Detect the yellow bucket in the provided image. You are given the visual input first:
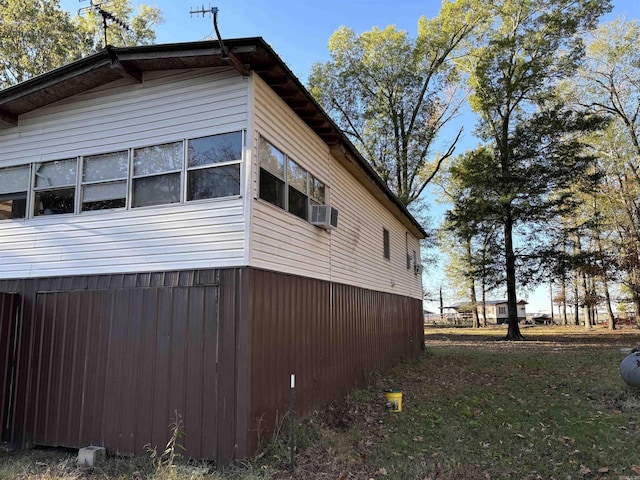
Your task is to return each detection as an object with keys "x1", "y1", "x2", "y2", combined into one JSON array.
[{"x1": 384, "y1": 390, "x2": 403, "y2": 412}]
